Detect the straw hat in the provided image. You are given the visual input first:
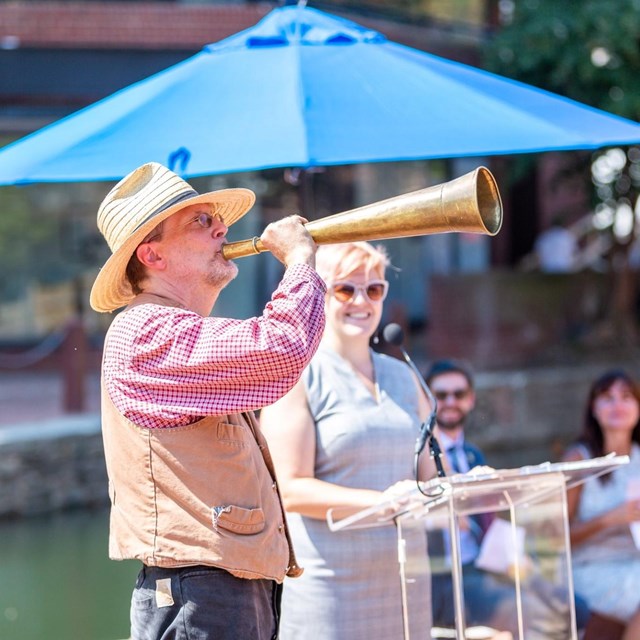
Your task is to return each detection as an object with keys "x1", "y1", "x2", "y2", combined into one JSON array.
[{"x1": 89, "y1": 162, "x2": 255, "y2": 313}]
